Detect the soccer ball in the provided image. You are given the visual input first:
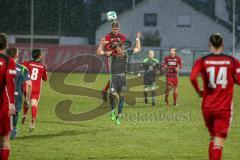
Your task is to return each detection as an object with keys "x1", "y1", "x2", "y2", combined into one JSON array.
[{"x1": 106, "y1": 11, "x2": 117, "y2": 21}]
